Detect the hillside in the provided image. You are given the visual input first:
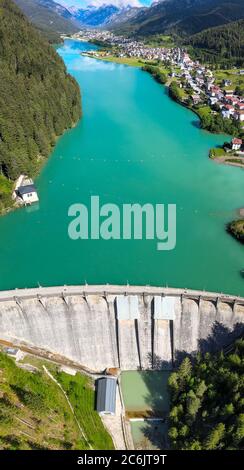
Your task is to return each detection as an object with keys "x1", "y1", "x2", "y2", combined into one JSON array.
[
  {"x1": 0, "y1": 352, "x2": 82, "y2": 449},
  {"x1": 112, "y1": 0, "x2": 244, "y2": 37},
  {"x1": 168, "y1": 339, "x2": 244, "y2": 449},
  {"x1": 107, "y1": 6, "x2": 142, "y2": 27},
  {"x1": 187, "y1": 19, "x2": 244, "y2": 66},
  {"x1": 0, "y1": 351, "x2": 113, "y2": 450},
  {"x1": 14, "y1": 0, "x2": 79, "y2": 41},
  {"x1": 0, "y1": 0, "x2": 81, "y2": 212}
]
